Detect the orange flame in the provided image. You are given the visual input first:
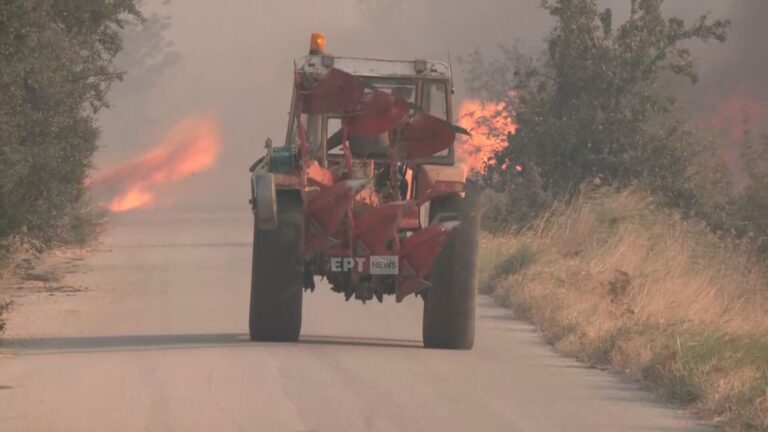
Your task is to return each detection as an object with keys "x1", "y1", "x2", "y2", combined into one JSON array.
[
  {"x1": 705, "y1": 95, "x2": 767, "y2": 142},
  {"x1": 700, "y1": 95, "x2": 768, "y2": 175},
  {"x1": 457, "y1": 99, "x2": 517, "y2": 176},
  {"x1": 89, "y1": 114, "x2": 222, "y2": 212}
]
